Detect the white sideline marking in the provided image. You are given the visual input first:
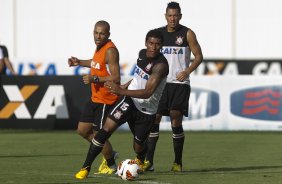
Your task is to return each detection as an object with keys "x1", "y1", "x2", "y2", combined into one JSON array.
[
  {"x1": 13, "y1": 172, "x2": 172, "y2": 184},
  {"x1": 94, "y1": 175, "x2": 172, "y2": 184}
]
